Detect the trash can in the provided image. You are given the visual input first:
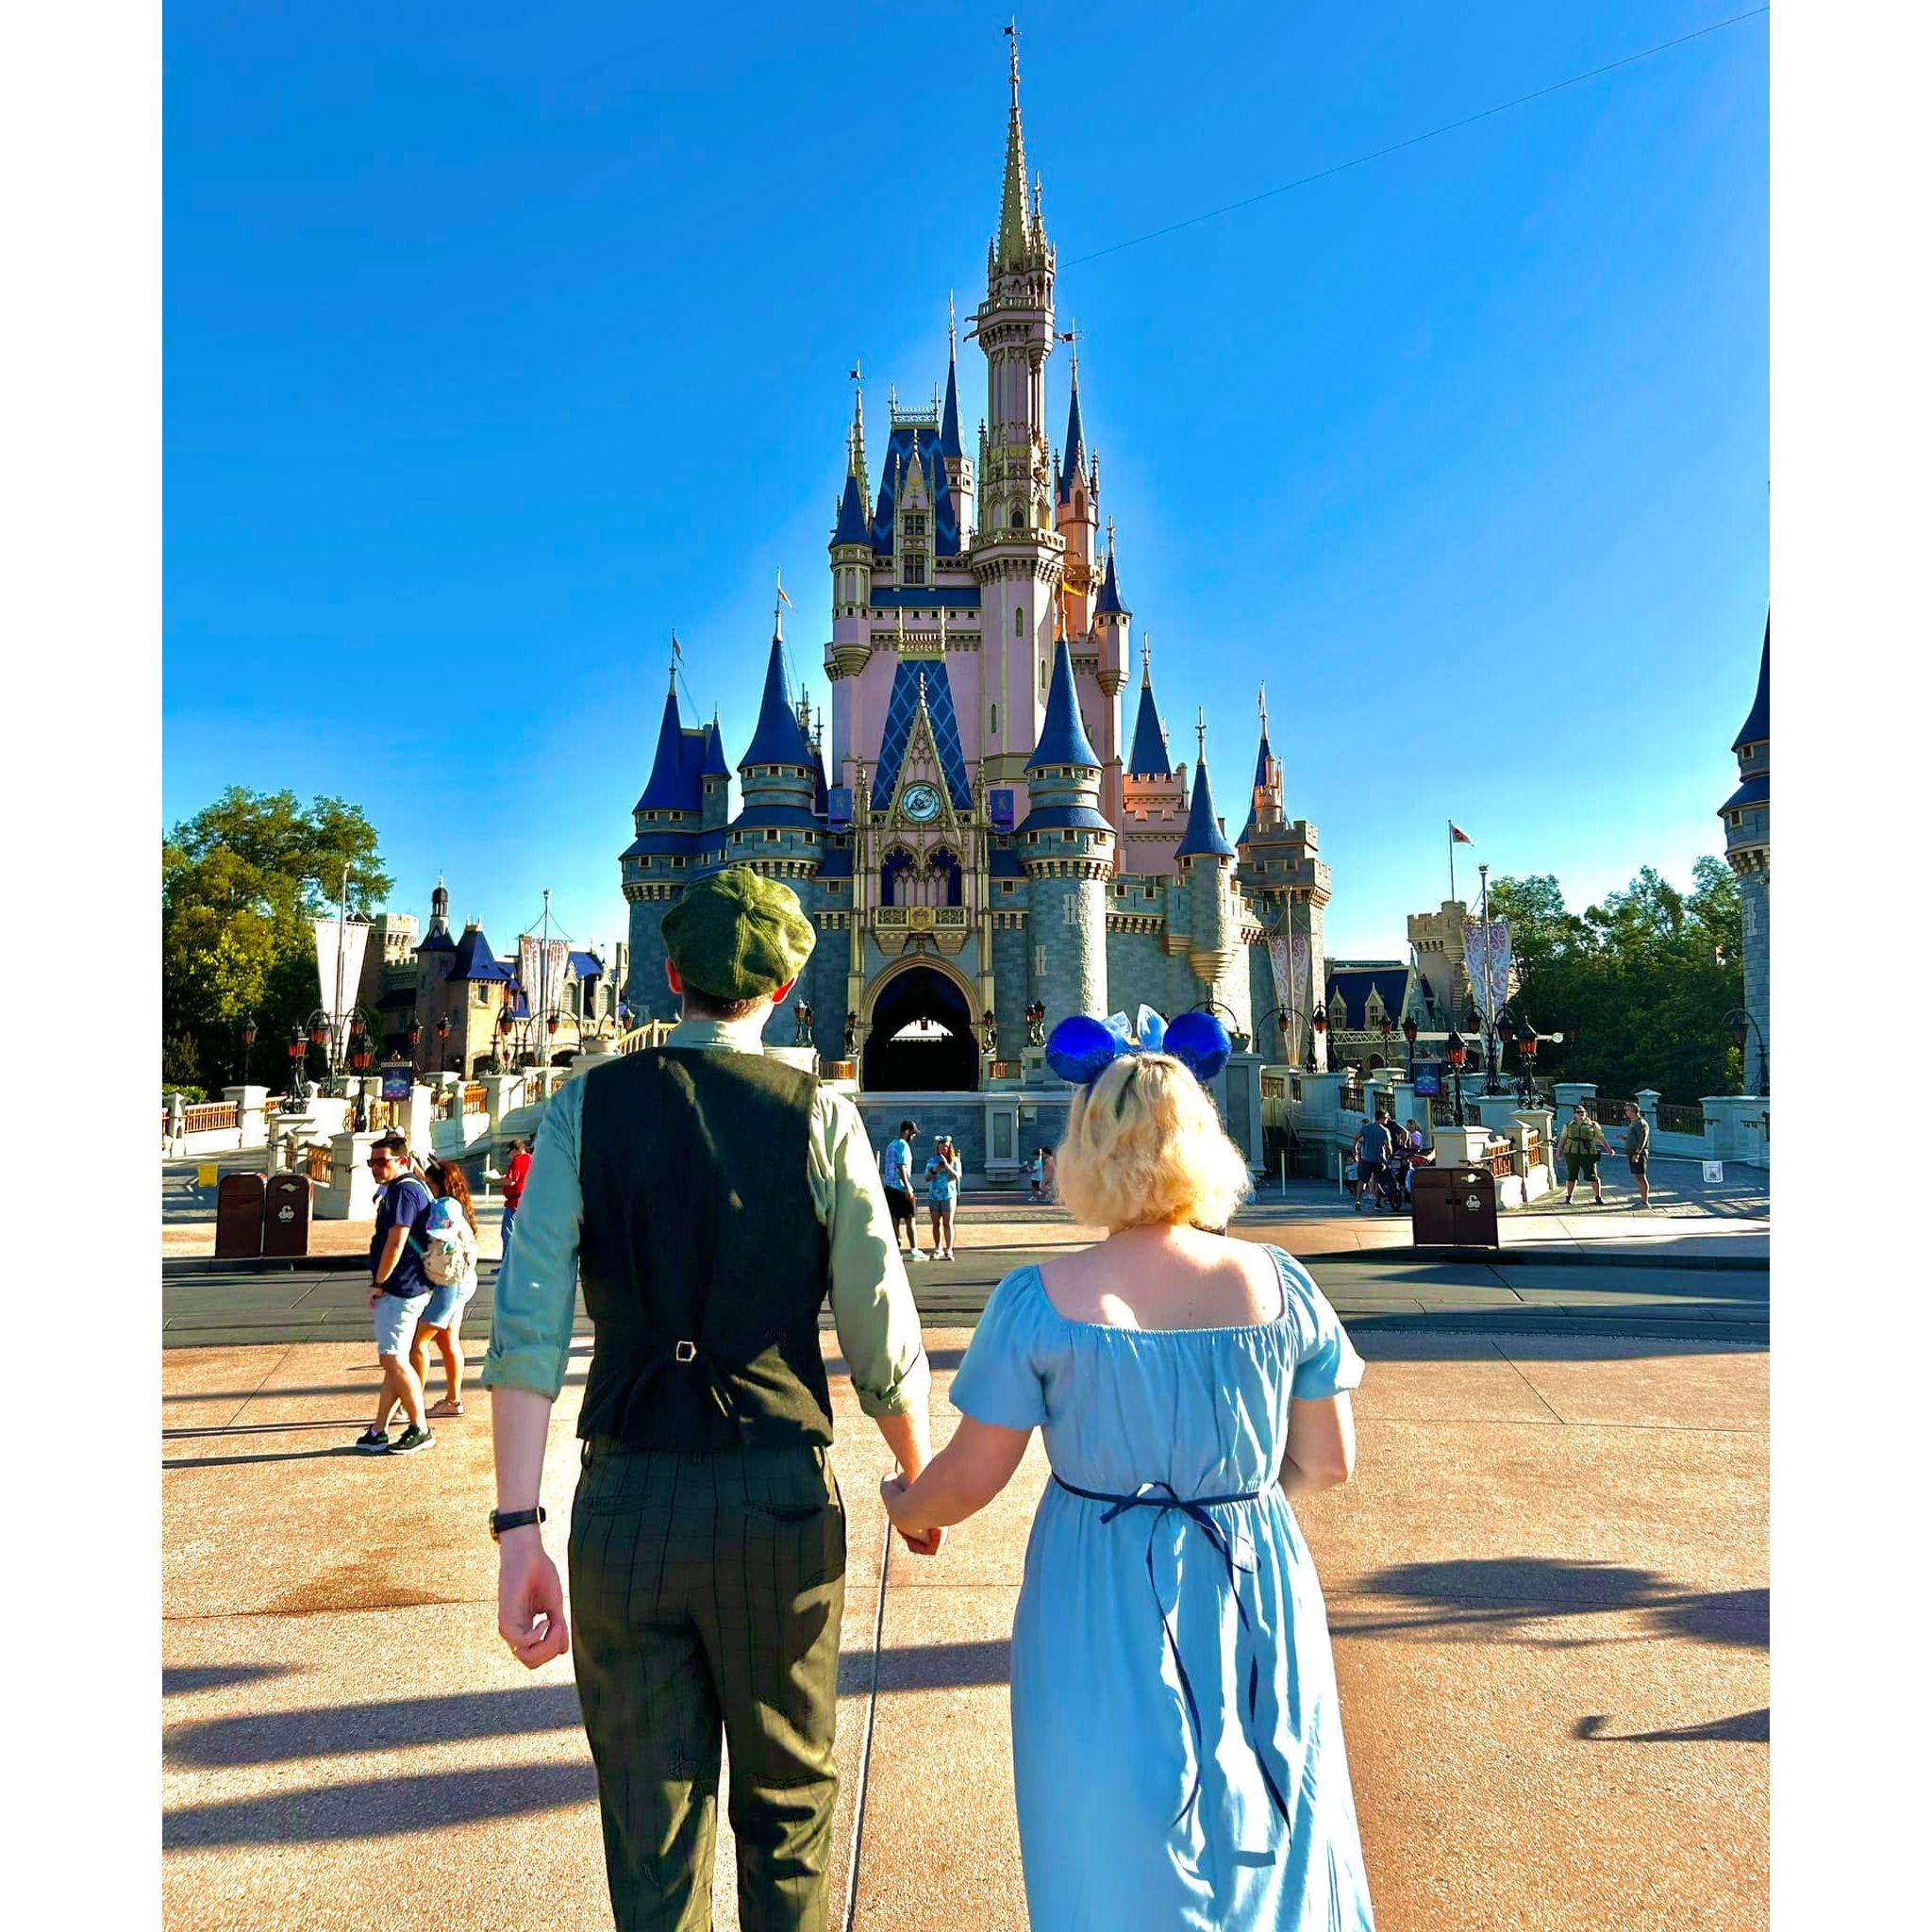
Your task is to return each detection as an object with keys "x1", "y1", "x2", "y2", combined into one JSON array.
[
  {"x1": 261, "y1": 1172, "x2": 312, "y2": 1257},
  {"x1": 1411, "y1": 1165, "x2": 1500, "y2": 1248},
  {"x1": 213, "y1": 1173, "x2": 266, "y2": 1259}
]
